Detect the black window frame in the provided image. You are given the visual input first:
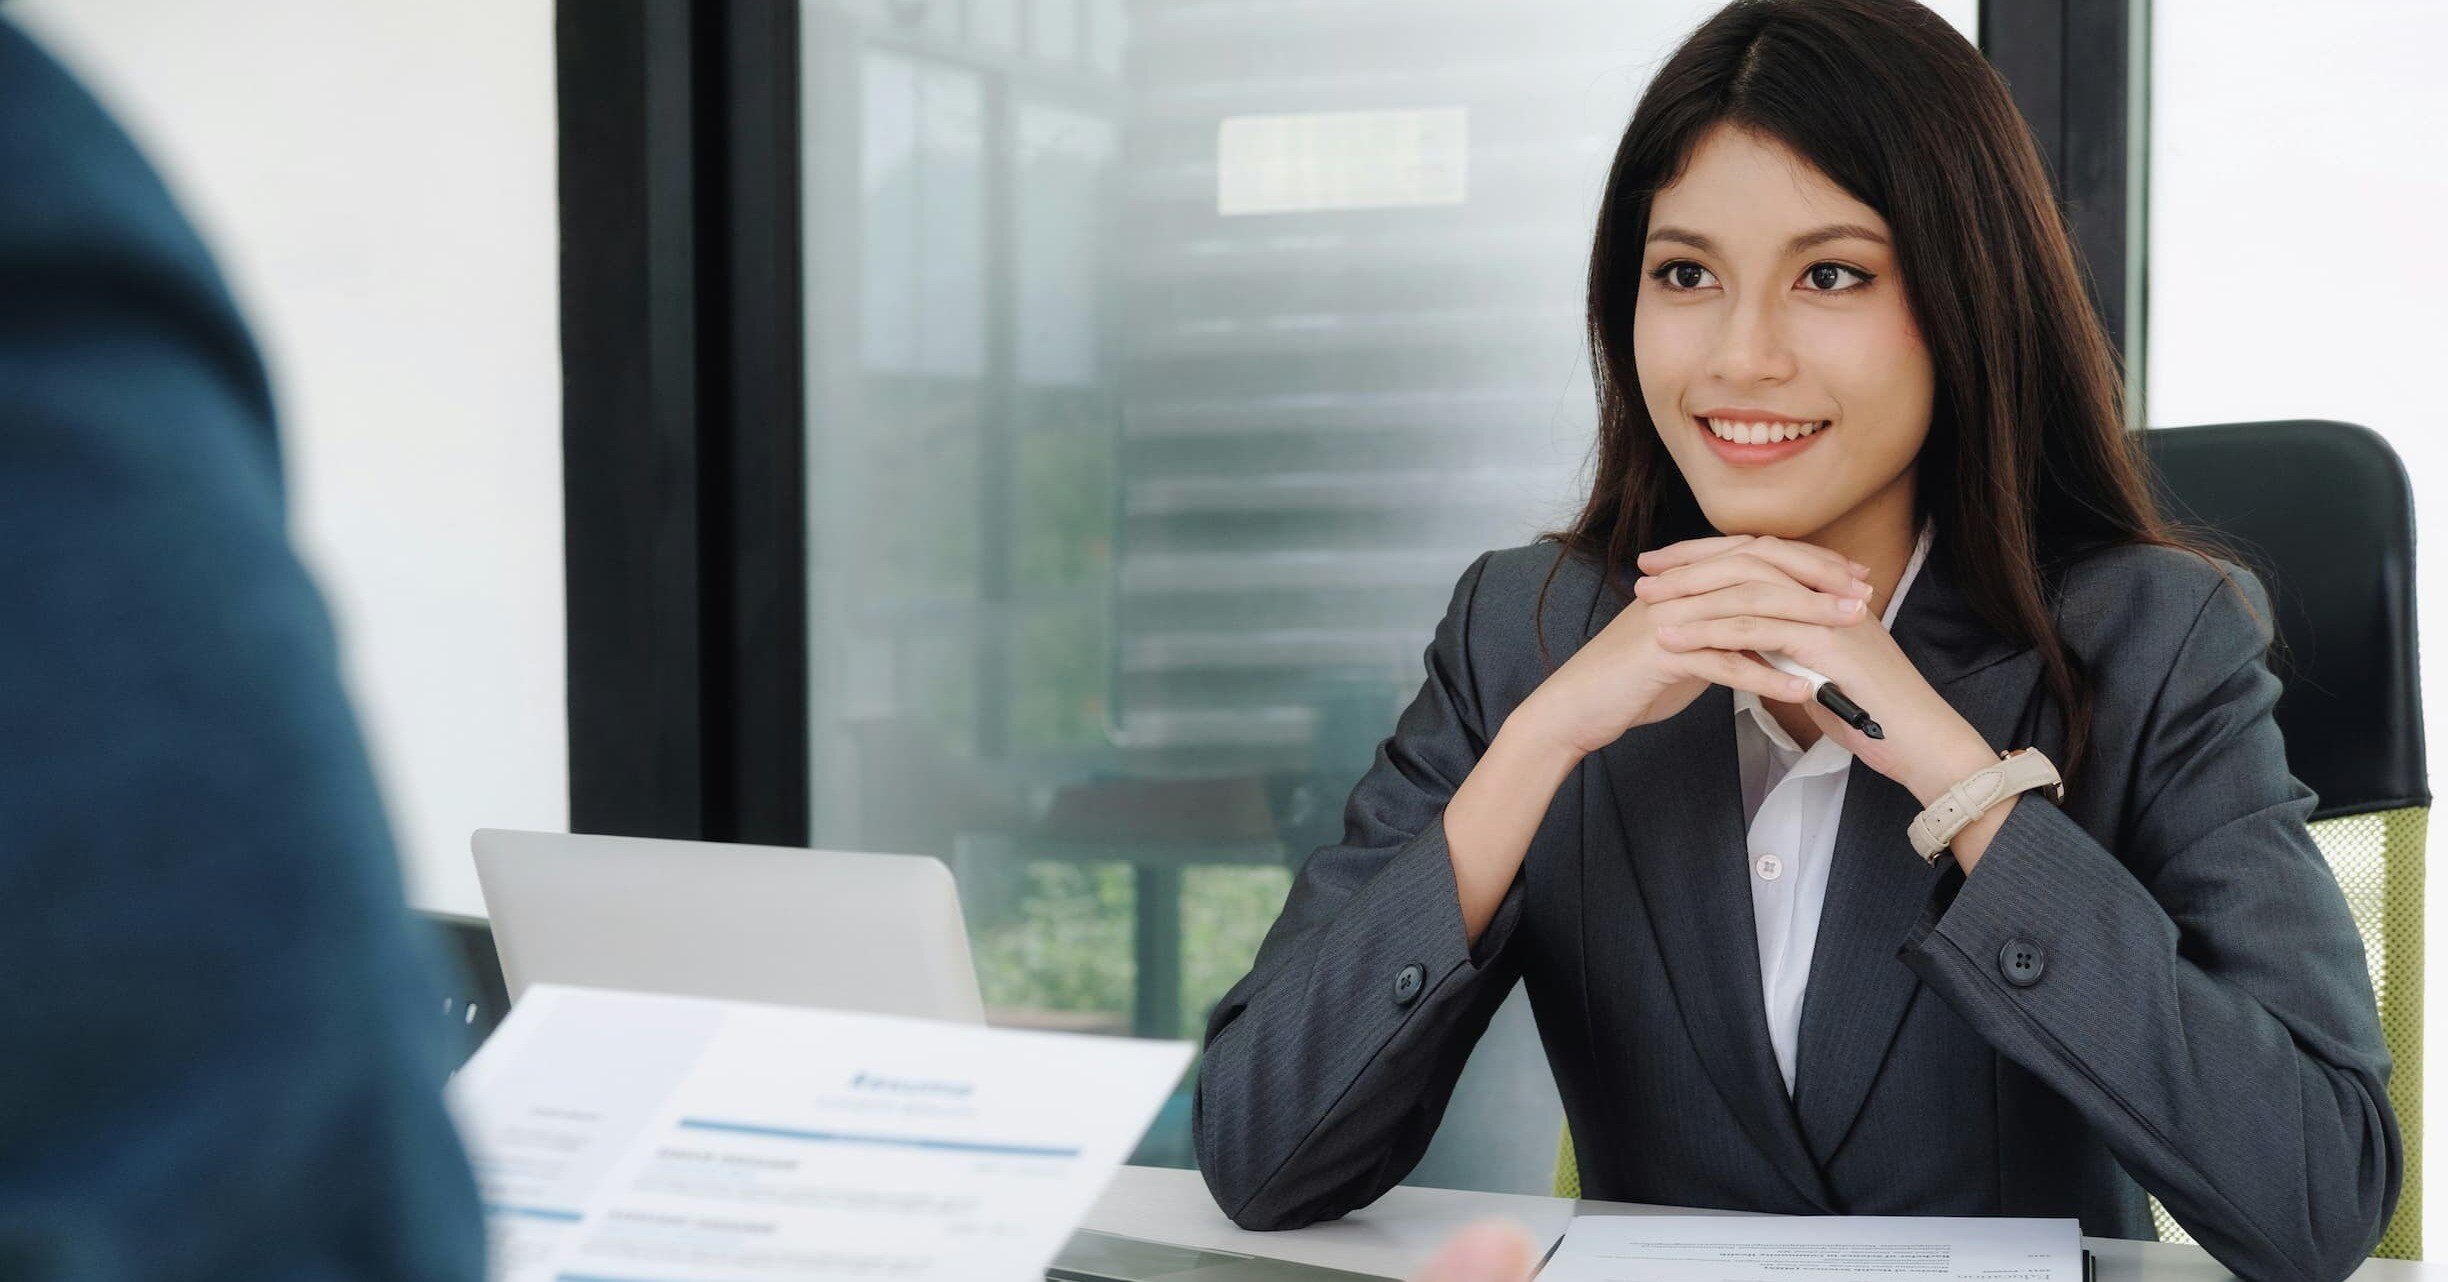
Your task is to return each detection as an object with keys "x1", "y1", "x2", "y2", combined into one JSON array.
[{"x1": 560, "y1": 0, "x2": 807, "y2": 844}]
